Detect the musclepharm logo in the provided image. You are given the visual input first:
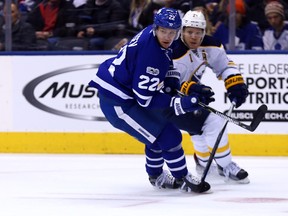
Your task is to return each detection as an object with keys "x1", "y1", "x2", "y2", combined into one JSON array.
[
  {"x1": 22, "y1": 64, "x2": 107, "y2": 121},
  {"x1": 146, "y1": 67, "x2": 160, "y2": 76}
]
